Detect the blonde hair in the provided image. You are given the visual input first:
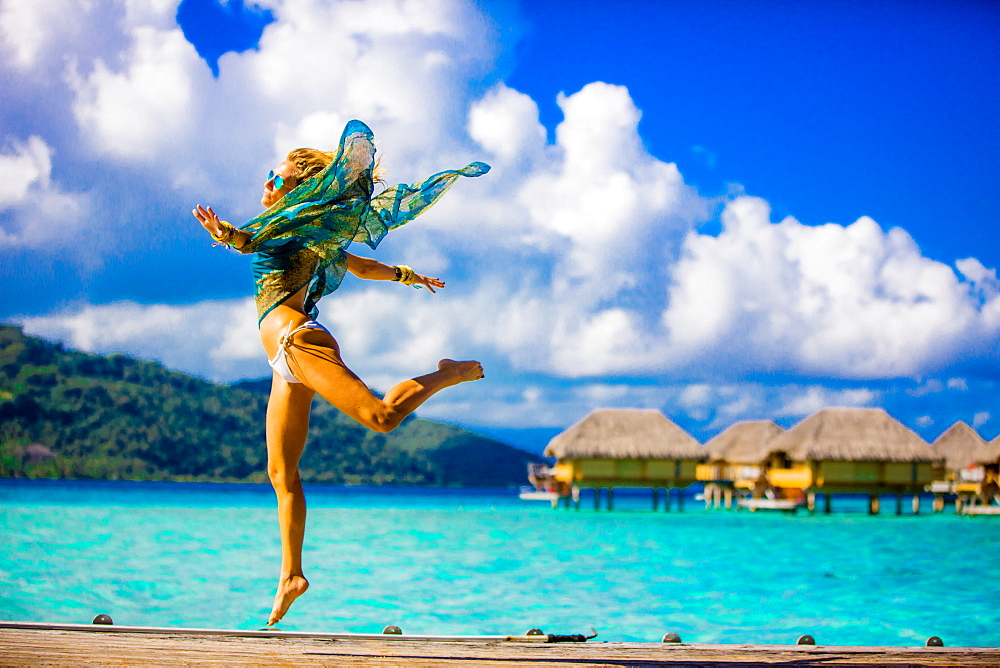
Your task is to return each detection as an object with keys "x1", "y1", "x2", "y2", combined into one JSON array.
[{"x1": 286, "y1": 148, "x2": 386, "y2": 186}]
